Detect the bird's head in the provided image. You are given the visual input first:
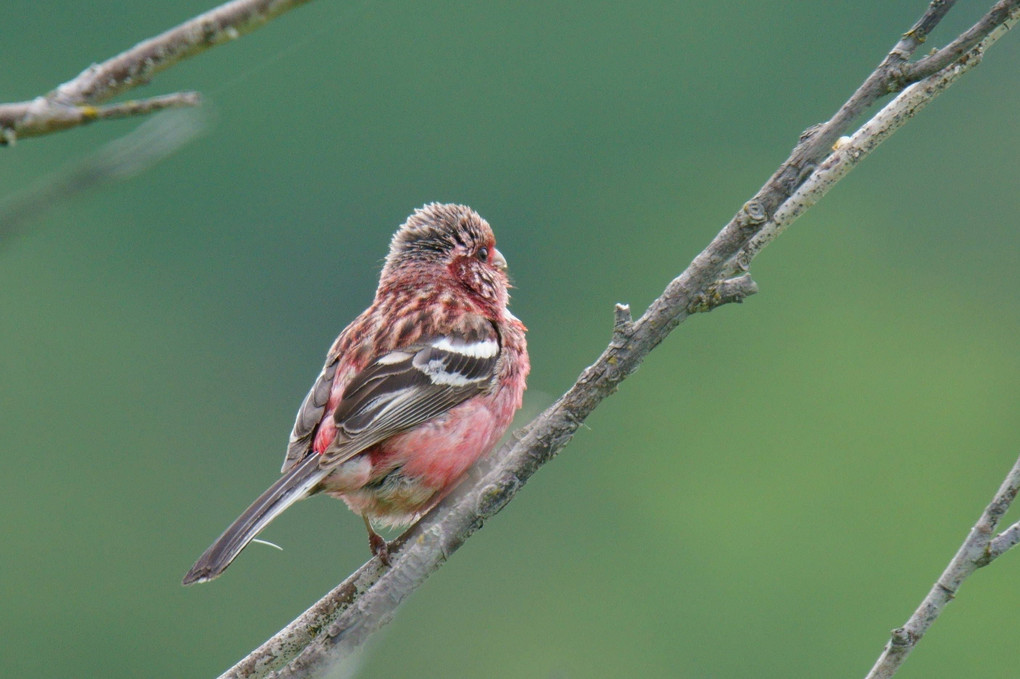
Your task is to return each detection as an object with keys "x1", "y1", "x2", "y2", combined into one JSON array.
[{"x1": 381, "y1": 203, "x2": 511, "y2": 310}]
